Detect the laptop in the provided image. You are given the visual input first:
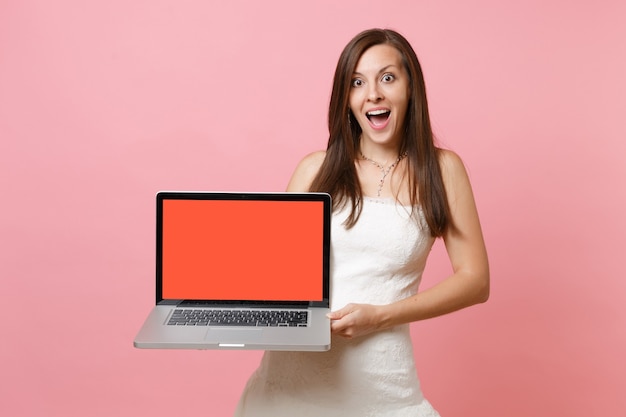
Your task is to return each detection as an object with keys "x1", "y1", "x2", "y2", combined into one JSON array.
[{"x1": 134, "y1": 191, "x2": 332, "y2": 351}]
